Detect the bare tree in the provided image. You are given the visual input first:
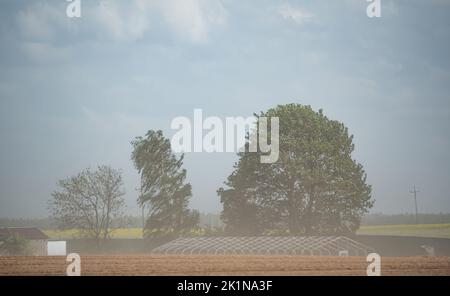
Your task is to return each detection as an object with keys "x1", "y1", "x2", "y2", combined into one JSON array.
[{"x1": 48, "y1": 165, "x2": 126, "y2": 240}]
